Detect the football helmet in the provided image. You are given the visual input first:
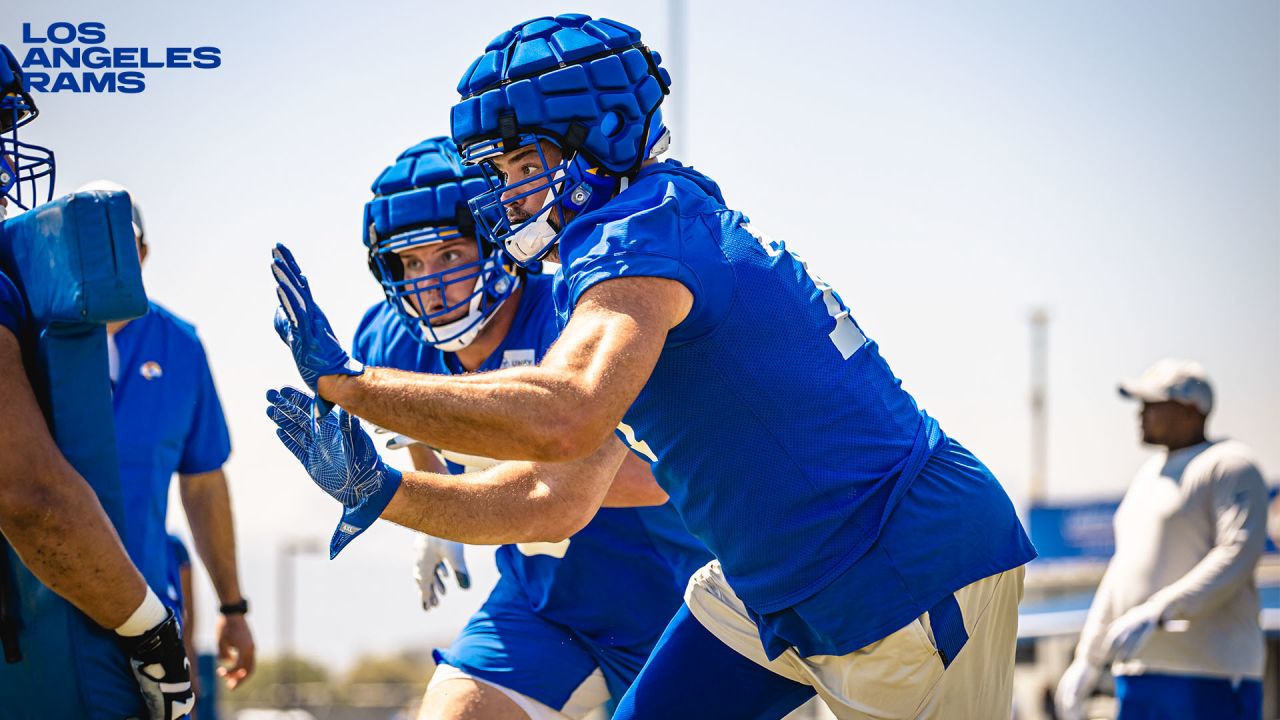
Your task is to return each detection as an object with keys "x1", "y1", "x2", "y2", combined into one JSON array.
[
  {"x1": 0, "y1": 44, "x2": 55, "y2": 212},
  {"x1": 363, "y1": 136, "x2": 517, "y2": 351},
  {"x1": 450, "y1": 15, "x2": 672, "y2": 265}
]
